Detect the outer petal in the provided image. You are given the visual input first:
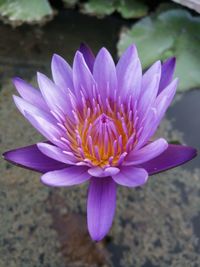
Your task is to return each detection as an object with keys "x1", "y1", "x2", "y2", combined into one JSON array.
[
  {"x1": 93, "y1": 47, "x2": 117, "y2": 101},
  {"x1": 13, "y1": 77, "x2": 49, "y2": 112},
  {"x1": 24, "y1": 112, "x2": 63, "y2": 148},
  {"x1": 87, "y1": 177, "x2": 116, "y2": 241},
  {"x1": 41, "y1": 166, "x2": 90, "y2": 186},
  {"x1": 138, "y1": 61, "x2": 161, "y2": 118},
  {"x1": 37, "y1": 142, "x2": 77, "y2": 165},
  {"x1": 73, "y1": 51, "x2": 96, "y2": 100},
  {"x1": 116, "y1": 44, "x2": 142, "y2": 100},
  {"x1": 88, "y1": 166, "x2": 120, "y2": 177},
  {"x1": 139, "y1": 144, "x2": 197, "y2": 175},
  {"x1": 13, "y1": 95, "x2": 55, "y2": 123},
  {"x1": 51, "y1": 54, "x2": 74, "y2": 93},
  {"x1": 79, "y1": 43, "x2": 95, "y2": 72},
  {"x1": 3, "y1": 144, "x2": 66, "y2": 173},
  {"x1": 37, "y1": 72, "x2": 73, "y2": 119},
  {"x1": 158, "y1": 57, "x2": 176, "y2": 94},
  {"x1": 112, "y1": 166, "x2": 148, "y2": 187},
  {"x1": 125, "y1": 138, "x2": 168, "y2": 165}
]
